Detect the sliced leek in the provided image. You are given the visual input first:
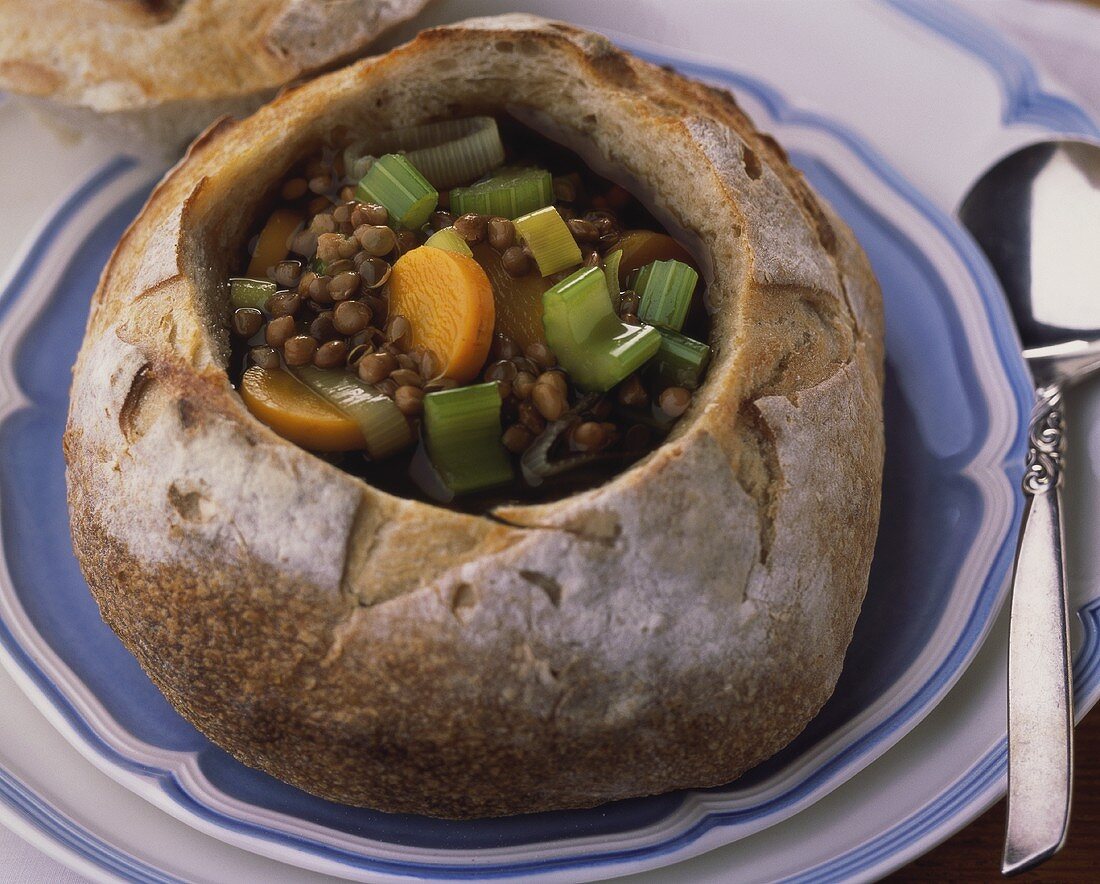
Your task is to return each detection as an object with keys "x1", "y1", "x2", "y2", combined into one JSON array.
[
  {"x1": 230, "y1": 278, "x2": 276, "y2": 310},
  {"x1": 293, "y1": 365, "x2": 413, "y2": 459},
  {"x1": 514, "y1": 206, "x2": 582, "y2": 277},
  {"x1": 423, "y1": 382, "x2": 513, "y2": 494},
  {"x1": 449, "y1": 167, "x2": 554, "y2": 218},
  {"x1": 424, "y1": 226, "x2": 474, "y2": 257},
  {"x1": 355, "y1": 153, "x2": 438, "y2": 230},
  {"x1": 542, "y1": 267, "x2": 661, "y2": 391},
  {"x1": 633, "y1": 259, "x2": 699, "y2": 331}
]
